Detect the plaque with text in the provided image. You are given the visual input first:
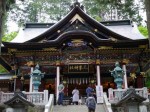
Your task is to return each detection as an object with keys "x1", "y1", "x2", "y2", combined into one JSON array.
[{"x1": 68, "y1": 64, "x2": 89, "y2": 73}]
